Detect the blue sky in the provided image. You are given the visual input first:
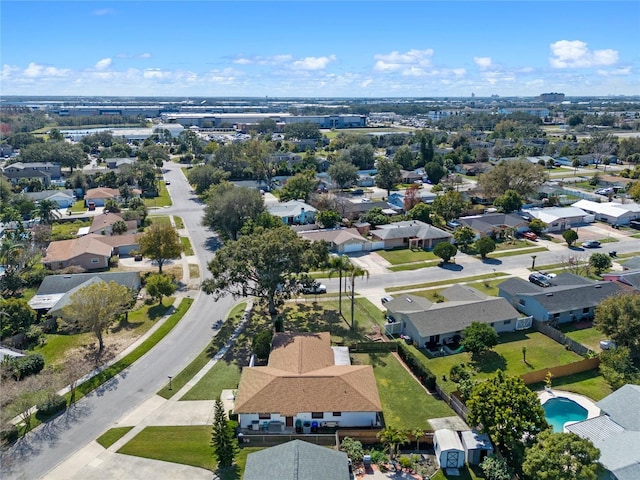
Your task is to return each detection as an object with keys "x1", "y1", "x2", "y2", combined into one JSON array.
[{"x1": 2, "y1": 1, "x2": 639, "y2": 97}]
